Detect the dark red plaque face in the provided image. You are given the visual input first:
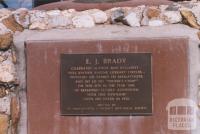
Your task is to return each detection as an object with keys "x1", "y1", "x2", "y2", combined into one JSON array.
[
  {"x1": 60, "y1": 53, "x2": 152, "y2": 115},
  {"x1": 26, "y1": 38, "x2": 190, "y2": 134}
]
